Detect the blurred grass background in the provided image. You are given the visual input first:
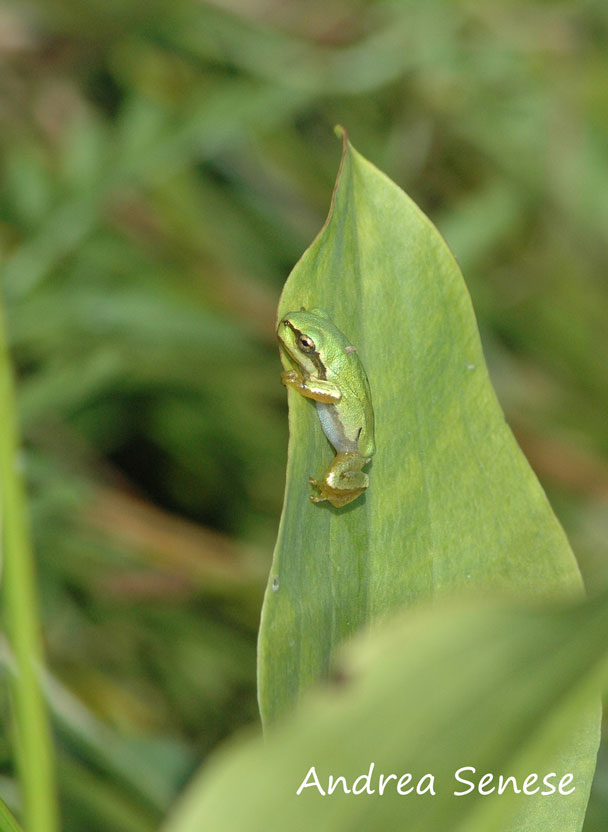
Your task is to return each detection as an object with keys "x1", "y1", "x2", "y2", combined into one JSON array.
[{"x1": 0, "y1": 0, "x2": 606, "y2": 829}]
